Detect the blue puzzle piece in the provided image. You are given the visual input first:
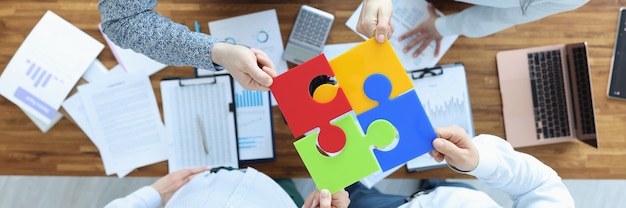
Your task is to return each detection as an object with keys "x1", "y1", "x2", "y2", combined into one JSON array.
[{"x1": 356, "y1": 73, "x2": 437, "y2": 171}]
